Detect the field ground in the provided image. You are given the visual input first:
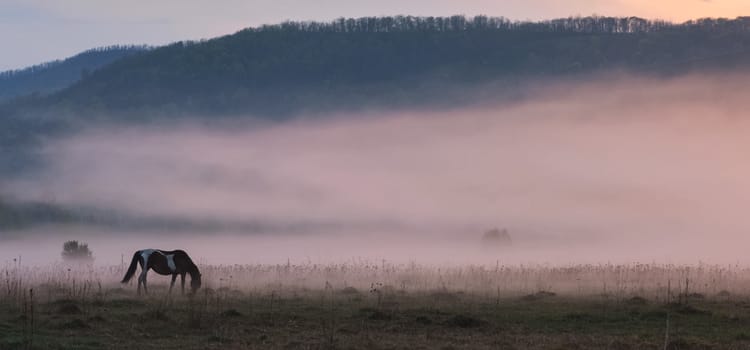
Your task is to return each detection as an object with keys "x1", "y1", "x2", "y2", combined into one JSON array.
[
  {"x1": 4, "y1": 262, "x2": 750, "y2": 349},
  {"x1": 2, "y1": 286, "x2": 750, "y2": 350}
]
